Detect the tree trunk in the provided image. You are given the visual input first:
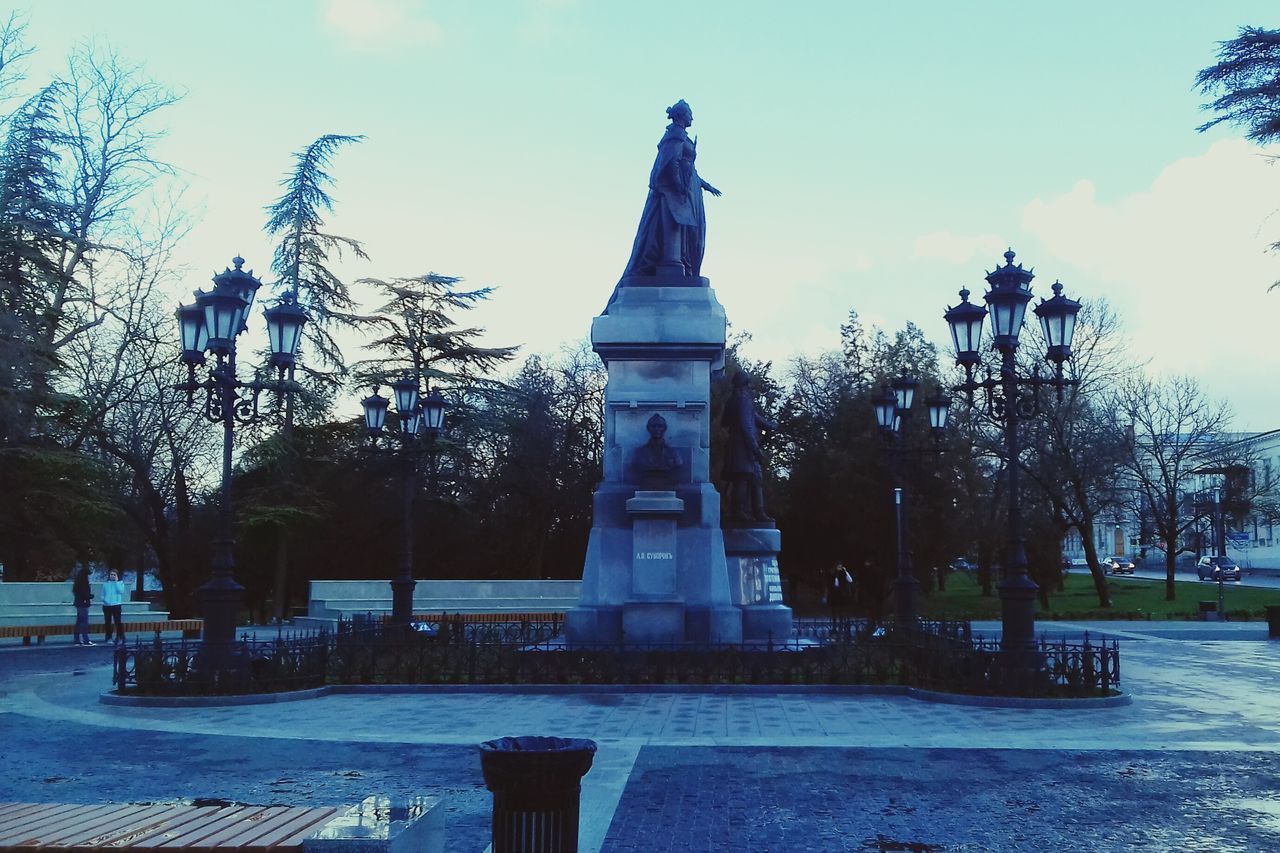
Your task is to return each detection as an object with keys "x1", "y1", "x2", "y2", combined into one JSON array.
[
  {"x1": 272, "y1": 531, "x2": 289, "y2": 622},
  {"x1": 1165, "y1": 548, "x2": 1177, "y2": 601},
  {"x1": 1079, "y1": 520, "x2": 1112, "y2": 607}
]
